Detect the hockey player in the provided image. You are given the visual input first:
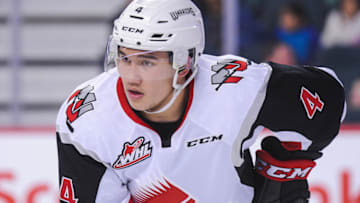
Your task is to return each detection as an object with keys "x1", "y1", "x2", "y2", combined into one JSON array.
[{"x1": 56, "y1": 0, "x2": 346, "y2": 202}]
